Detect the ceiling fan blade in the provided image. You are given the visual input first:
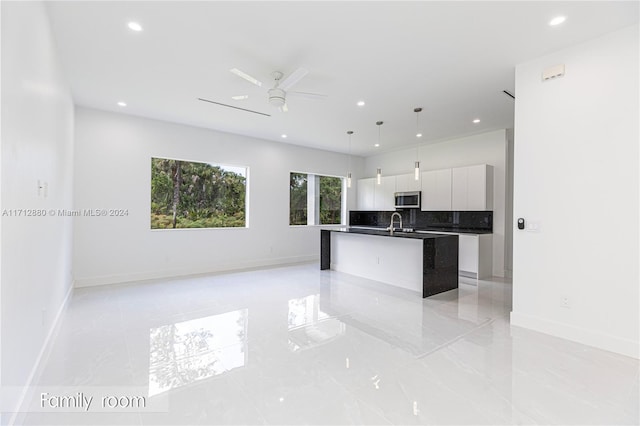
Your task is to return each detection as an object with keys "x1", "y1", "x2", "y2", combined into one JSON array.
[
  {"x1": 278, "y1": 67, "x2": 308, "y2": 91},
  {"x1": 230, "y1": 68, "x2": 263, "y2": 87},
  {"x1": 288, "y1": 91, "x2": 327, "y2": 100},
  {"x1": 197, "y1": 98, "x2": 271, "y2": 117}
]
